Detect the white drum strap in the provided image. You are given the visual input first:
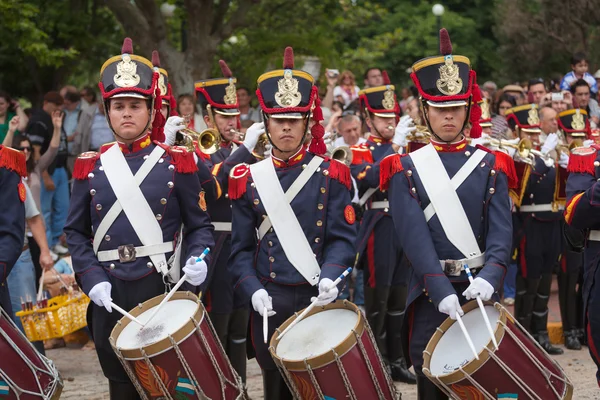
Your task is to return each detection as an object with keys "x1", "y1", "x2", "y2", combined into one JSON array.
[
  {"x1": 251, "y1": 157, "x2": 323, "y2": 286},
  {"x1": 257, "y1": 156, "x2": 323, "y2": 240},
  {"x1": 358, "y1": 187, "x2": 378, "y2": 207},
  {"x1": 423, "y1": 149, "x2": 487, "y2": 222},
  {"x1": 99, "y1": 145, "x2": 170, "y2": 275},
  {"x1": 411, "y1": 144, "x2": 482, "y2": 259}
]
